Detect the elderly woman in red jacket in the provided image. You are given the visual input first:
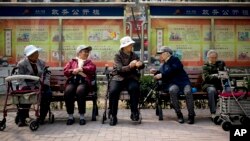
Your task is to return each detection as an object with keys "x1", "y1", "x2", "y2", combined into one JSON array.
[{"x1": 64, "y1": 45, "x2": 96, "y2": 125}]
